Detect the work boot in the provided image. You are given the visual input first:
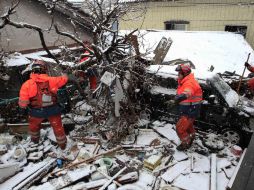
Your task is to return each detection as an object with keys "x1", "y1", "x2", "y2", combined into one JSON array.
[
  {"x1": 176, "y1": 142, "x2": 191, "y2": 151},
  {"x1": 57, "y1": 138, "x2": 79, "y2": 161}
]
